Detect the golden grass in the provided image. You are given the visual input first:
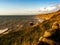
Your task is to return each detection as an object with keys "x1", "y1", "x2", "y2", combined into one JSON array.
[{"x1": 36, "y1": 10, "x2": 60, "y2": 20}]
